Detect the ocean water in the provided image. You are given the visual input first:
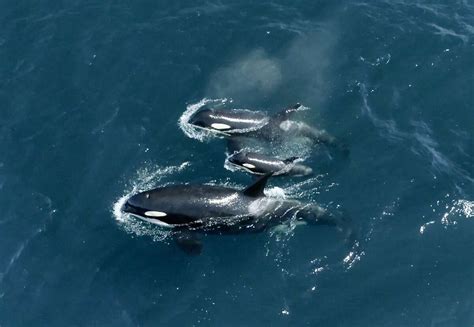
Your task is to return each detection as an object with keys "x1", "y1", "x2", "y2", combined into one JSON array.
[{"x1": 1, "y1": 1, "x2": 473, "y2": 326}]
